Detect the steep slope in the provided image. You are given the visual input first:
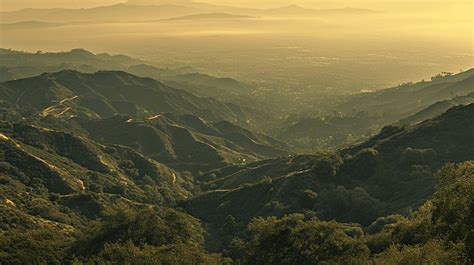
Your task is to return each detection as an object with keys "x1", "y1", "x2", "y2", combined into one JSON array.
[
  {"x1": 399, "y1": 92, "x2": 474, "y2": 125},
  {"x1": 337, "y1": 69, "x2": 474, "y2": 122},
  {"x1": 0, "y1": 120, "x2": 193, "y2": 218},
  {"x1": 0, "y1": 121, "x2": 225, "y2": 263},
  {"x1": 343, "y1": 104, "x2": 474, "y2": 164},
  {"x1": 74, "y1": 114, "x2": 289, "y2": 173},
  {"x1": 0, "y1": 70, "x2": 254, "y2": 123},
  {"x1": 185, "y1": 104, "x2": 474, "y2": 228}
]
